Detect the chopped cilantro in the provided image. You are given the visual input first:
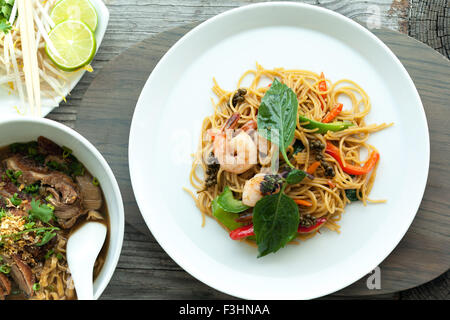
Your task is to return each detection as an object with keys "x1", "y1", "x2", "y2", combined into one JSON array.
[
  {"x1": 10, "y1": 193, "x2": 22, "y2": 206},
  {"x1": 28, "y1": 199, "x2": 55, "y2": 223}
]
